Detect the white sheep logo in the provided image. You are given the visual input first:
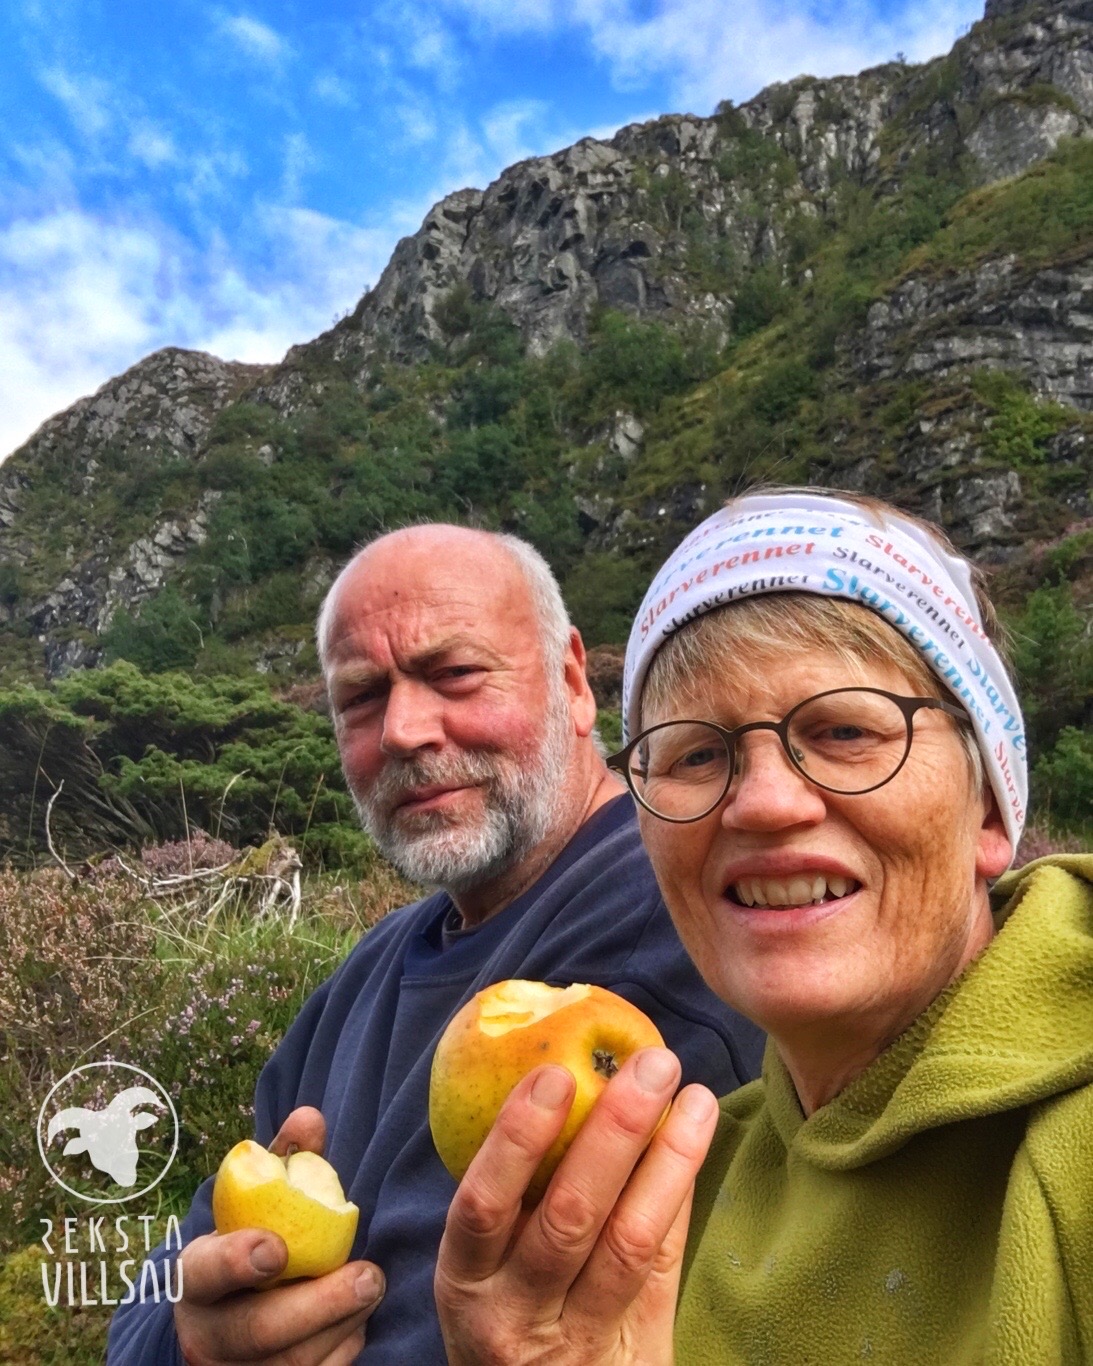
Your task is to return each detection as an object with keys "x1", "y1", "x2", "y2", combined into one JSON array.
[{"x1": 46, "y1": 1085, "x2": 165, "y2": 1187}]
